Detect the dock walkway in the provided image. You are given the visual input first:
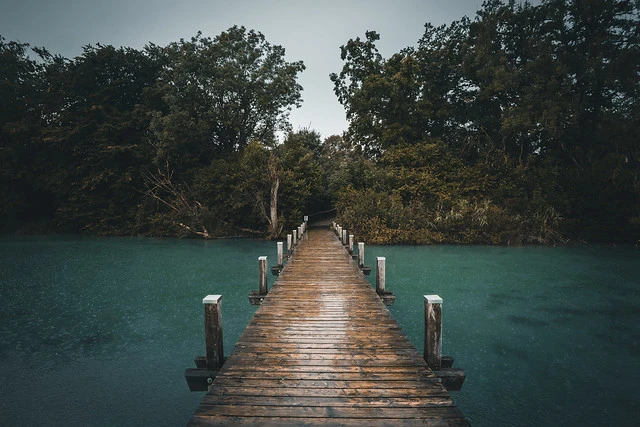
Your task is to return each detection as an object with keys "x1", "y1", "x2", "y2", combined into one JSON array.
[{"x1": 189, "y1": 227, "x2": 467, "y2": 425}]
